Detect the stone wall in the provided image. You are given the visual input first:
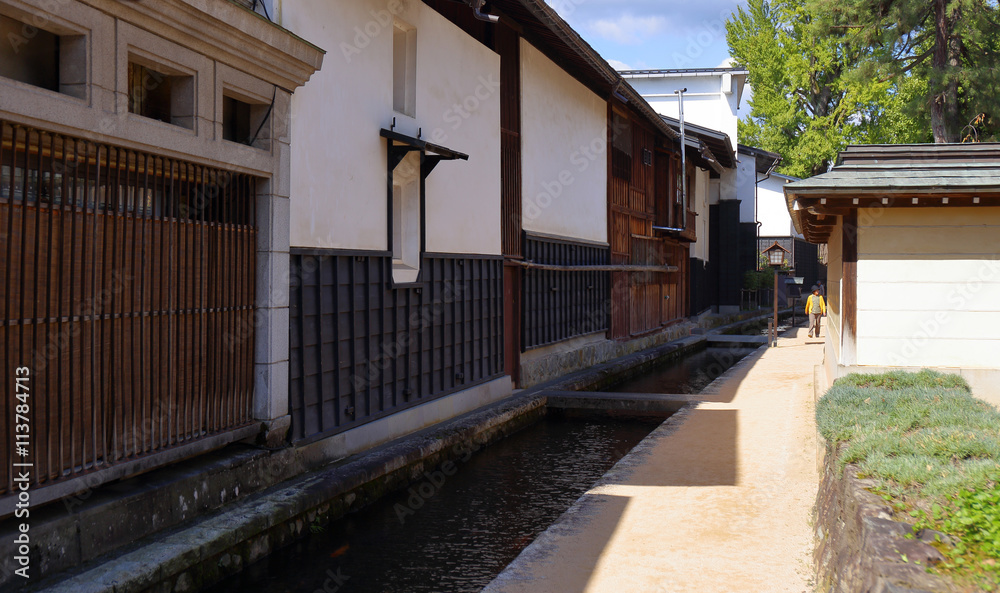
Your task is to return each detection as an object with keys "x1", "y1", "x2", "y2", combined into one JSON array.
[{"x1": 814, "y1": 446, "x2": 957, "y2": 593}]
